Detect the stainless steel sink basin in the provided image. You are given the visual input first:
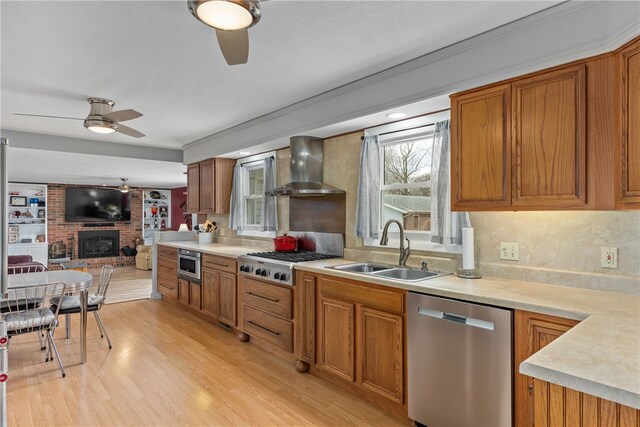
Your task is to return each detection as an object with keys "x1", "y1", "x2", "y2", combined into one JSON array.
[
  {"x1": 372, "y1": 268, "x2": 438, "y2": 281},
  {"x1": 327, "y1": 262, "x2": 451, "y2": 282},
  {"x1": 333, "y1": 263, "x2": 392, "y2": 273}
]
